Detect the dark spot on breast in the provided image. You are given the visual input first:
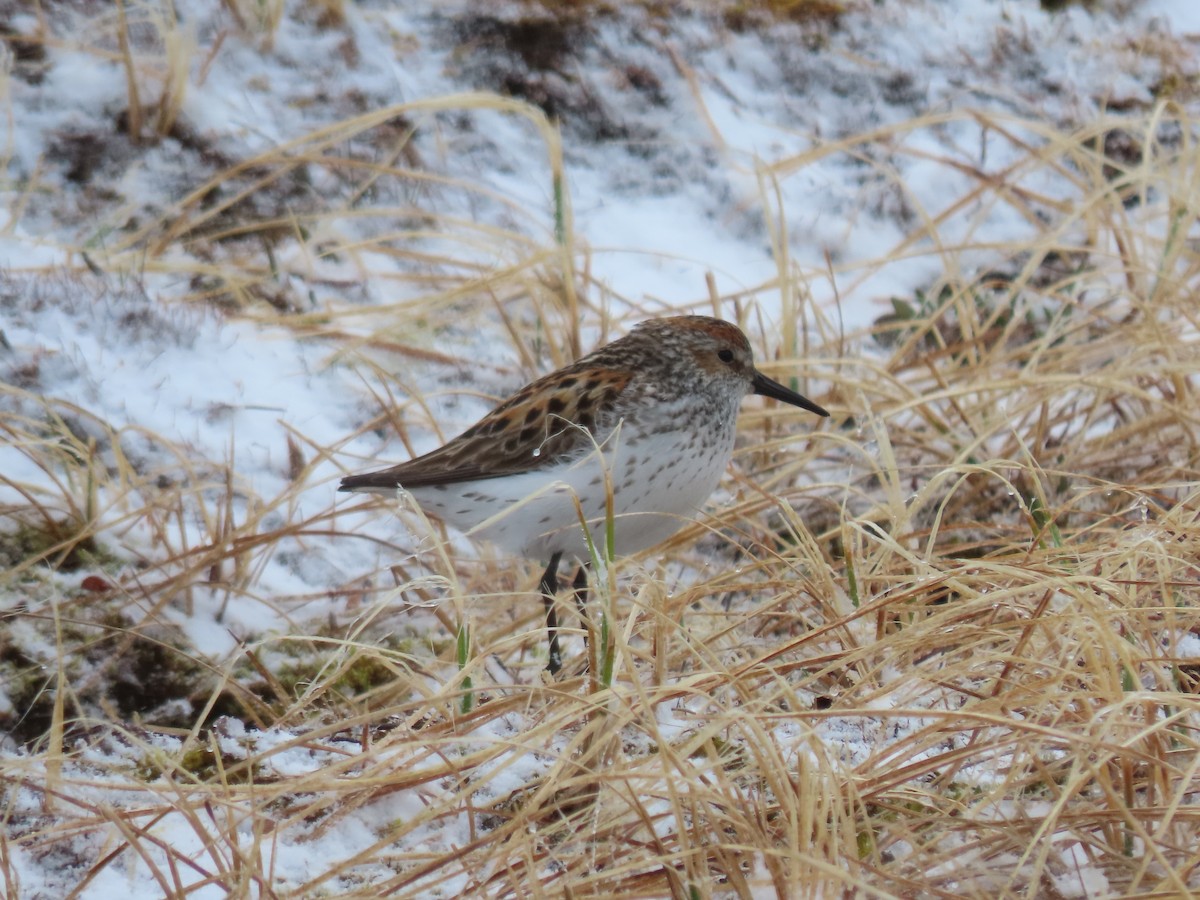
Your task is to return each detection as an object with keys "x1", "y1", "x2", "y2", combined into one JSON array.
[
  {"x1": 519, "y1": 425, "x2": 539, "y2": 444},
  {"x1": 487, "y1": 415, "x2": 511, "y2": 434},
  {"x1": 559, "y1": 377, "x2": 578, "y2": 389},
  {"x1": 547, "y1": 396, "x2": 567, "y2": 414},
  {"x1": 584, "y1": 378, "x2": 601, "y2": 391},
  {"x1": 524, "y1": 406, "x2": 541, "y2": 424}
]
